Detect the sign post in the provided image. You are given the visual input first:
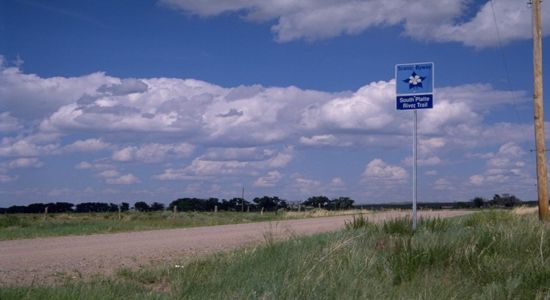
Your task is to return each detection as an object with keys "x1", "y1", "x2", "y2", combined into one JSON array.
[{"x1": 395, "y1": 62, "x2": 434, "y2": 231}]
